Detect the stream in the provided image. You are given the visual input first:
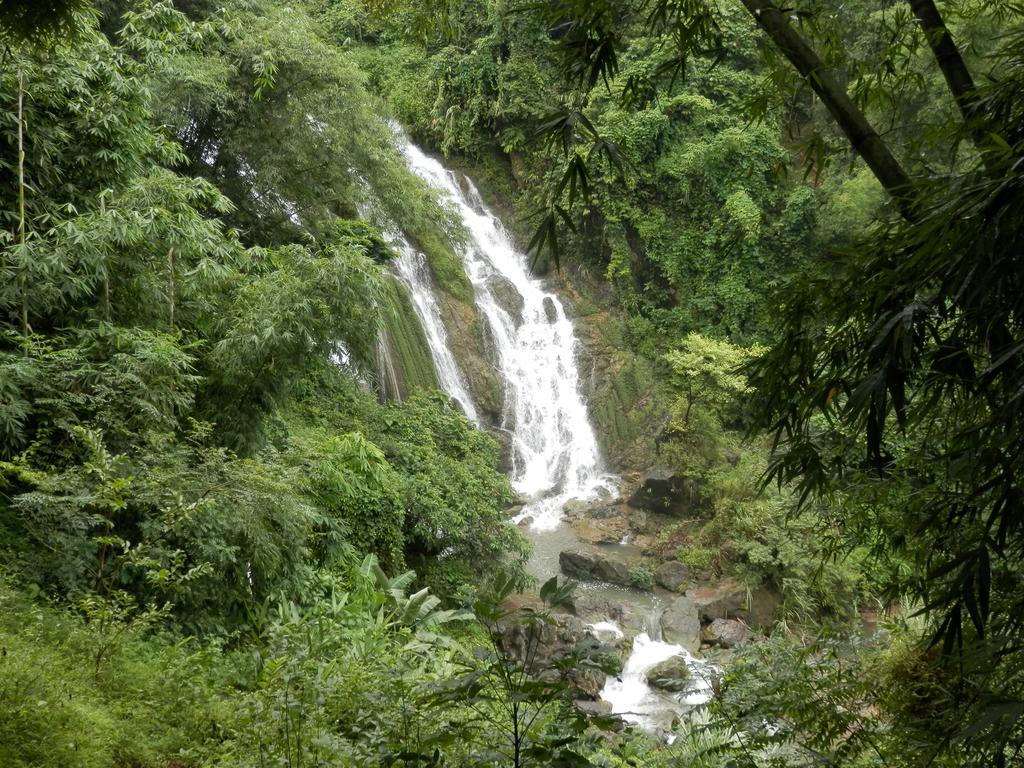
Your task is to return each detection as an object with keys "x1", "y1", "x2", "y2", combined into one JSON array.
[{"x1": 390, "y1": 131, "x2": 713, "y2": 733}]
